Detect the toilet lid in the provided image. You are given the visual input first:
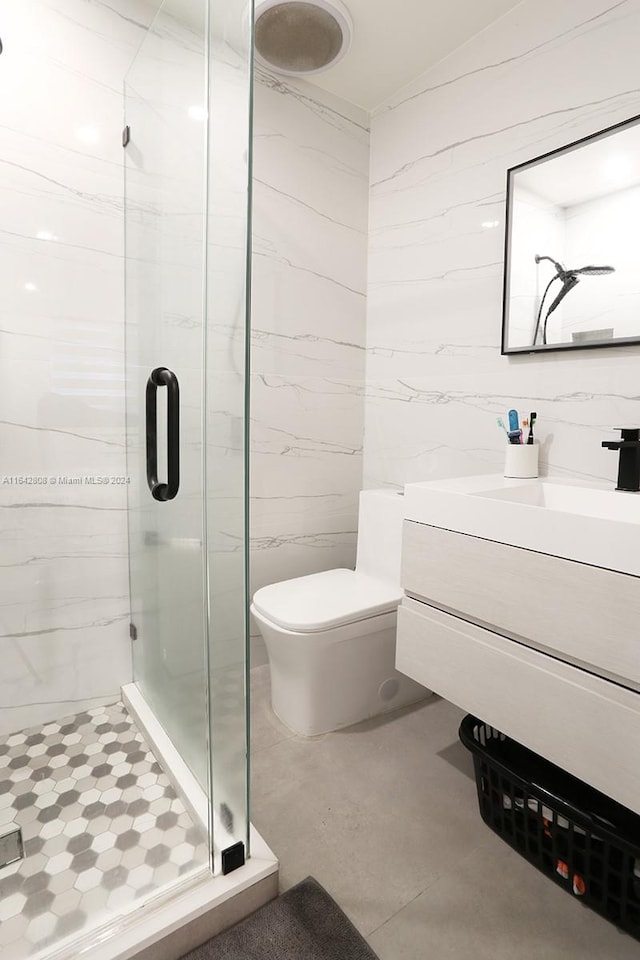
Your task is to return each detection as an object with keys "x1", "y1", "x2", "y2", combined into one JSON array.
[{"x1": 252, "y1": 568, "x2": 403, "y2": 632}]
